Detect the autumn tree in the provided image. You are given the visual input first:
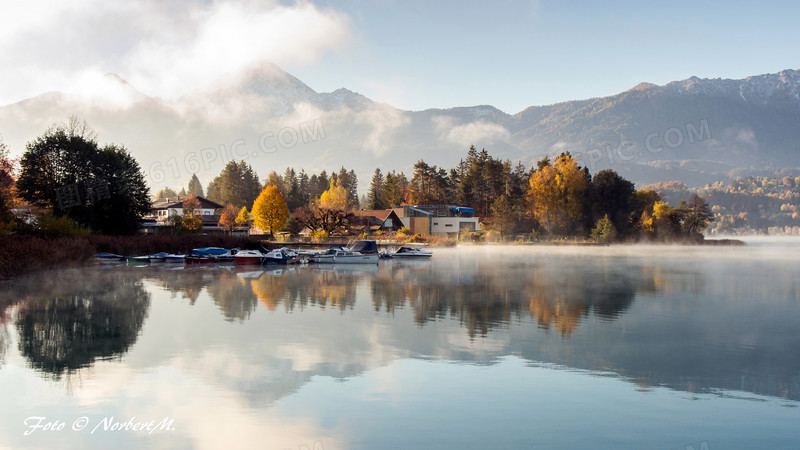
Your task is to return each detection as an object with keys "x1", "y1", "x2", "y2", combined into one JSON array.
[
  {"x1": 318, "y1": 178, "x2": 352, "y2": 210},
  {"x1": 181, "y1": 194, "x2": 203, "y2": 232},
  {"x1": 526, "y1": 153, "x2": 588, "y2": 235},
  {"x1": 187, "y1": 174, "x2": 204, "y2": 197},
  {"x1": 218, "y1": 203, "x2": 238, "y2": 234},
  {"x1": 252, "y1": 185, "x2": 288, "y2": 237},
  {"x1": 0, "y1": 135, "x2": 17, "y2": 225},
  {"x1": 235, "y1": 206, "x2": 250, "y2": 228}
]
